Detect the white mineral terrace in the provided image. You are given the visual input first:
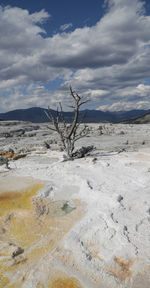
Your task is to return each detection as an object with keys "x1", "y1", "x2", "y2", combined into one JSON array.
[{"x1": 0, "y1": 122, "x2": 150, "y2": 287}]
